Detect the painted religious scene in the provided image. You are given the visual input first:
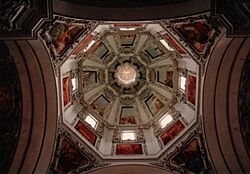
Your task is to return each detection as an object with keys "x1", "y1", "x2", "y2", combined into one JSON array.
[
  {"x1": 119, "y1": 107, "x2": 136, "y2": 124},
  {"x1": 157, "y1": 70, "x2": 174, "y2": 88},
  {"x1": 119, "y1": 34, "x2": 136, "y2": 46},
  {"x1": 171, "y1": 138, "x2": 204, "y2": 173},
  {"x1": 55, "y1": 138, "x2": 89, "y2": 174},
  {"x1": 49, "y1": 23, "x2": 82, "y2": 55},
  {"x1": 175, "y1": 21, "x2": 212, "y2": 53},
  {"x1": 63, "y1": 76, "x2": 70, "y2": 106},
  {"x1": 82, "y1": 71, "x2": 98, "y2": 88},
  {"x1": 74, "y1": 121, "x2": 97, "y2": 145},
  {"x1": 145, "y1": 41, "x2": 165, "y2": 59},
  {"x1": 90, "y1": 95, "x2": 110, "y2": 117},
  {"x1": 160, "y1": 120, "x2": 185, "y2": 145},
  {"x1": 115, "y1": 144, "x2": 143, "y2": 155},
  {"x1": 90, "y1": 42, "x2": 109, "y2": 59},
  {"x1": 145, "y1": 94, "x2": 165, "y2": 116},
  {"x1": 188, "y1": 75, "x2": 196, "y2": 105}
]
